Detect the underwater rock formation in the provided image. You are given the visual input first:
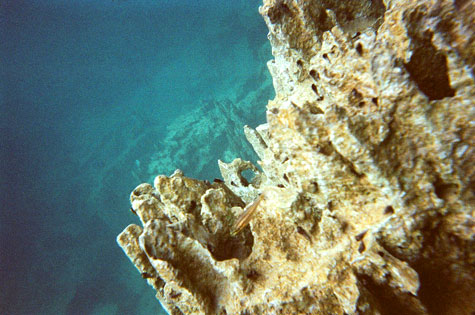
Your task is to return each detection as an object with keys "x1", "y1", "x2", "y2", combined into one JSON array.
[{"x1": 117, "y1": 0, "x2": 475, "y2": 314}]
